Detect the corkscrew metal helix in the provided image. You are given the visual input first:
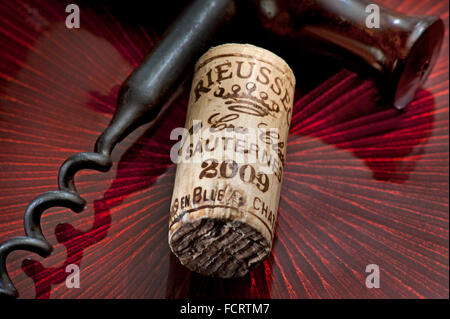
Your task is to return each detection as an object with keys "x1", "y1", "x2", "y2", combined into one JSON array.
[{"x1": 0, "y1": 0, "x2": 444, "y2": 298}]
